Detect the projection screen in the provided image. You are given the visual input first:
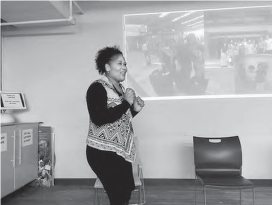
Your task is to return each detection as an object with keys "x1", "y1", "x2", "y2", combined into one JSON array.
[{"x1": 123, "y1": 5, "x2": 272, "y2": 100}]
